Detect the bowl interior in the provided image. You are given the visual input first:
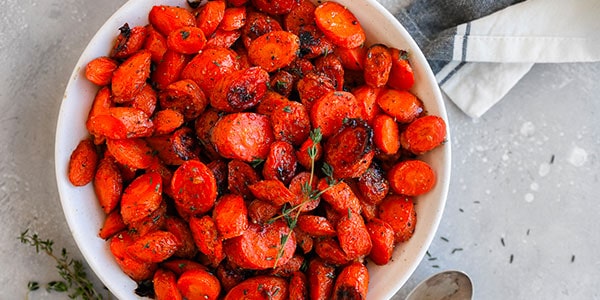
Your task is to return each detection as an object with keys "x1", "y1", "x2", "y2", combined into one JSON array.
[{"x1": 55, "y1": 0, "x2": 450, "y2": 299}]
